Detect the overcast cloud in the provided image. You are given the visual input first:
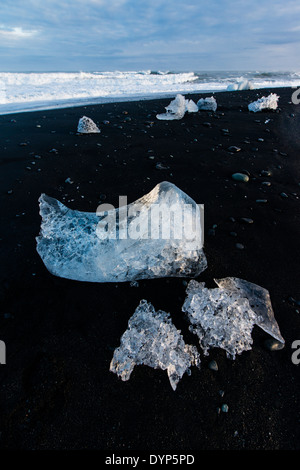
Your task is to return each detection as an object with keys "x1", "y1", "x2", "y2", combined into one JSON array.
[{"x1": 0, "y1": 0, "x2": 298, "y2": 71}]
